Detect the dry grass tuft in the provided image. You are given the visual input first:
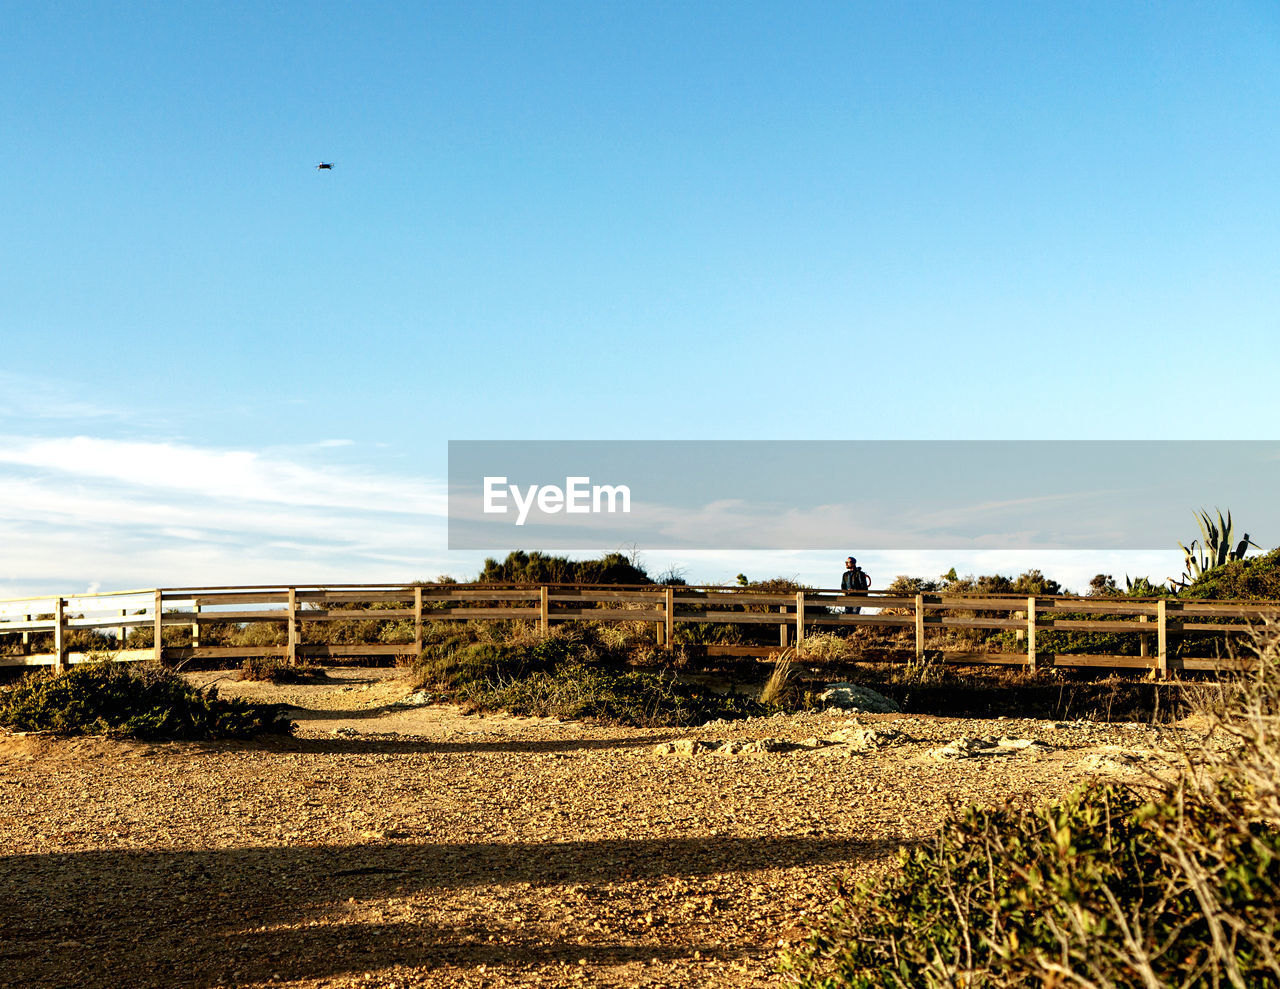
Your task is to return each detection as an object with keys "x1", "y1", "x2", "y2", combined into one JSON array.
[
  {"x1": 795, "y1": 632, "x2": 857, "y2": 663},
  {"x1": 759, "y1": 648, "x2": 796, "y2": 706}
]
